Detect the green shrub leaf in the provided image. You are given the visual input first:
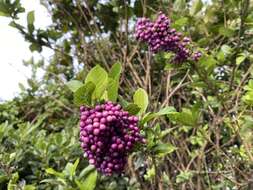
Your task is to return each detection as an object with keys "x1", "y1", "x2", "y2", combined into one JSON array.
[
  {"x1": 133, "y1": 88, "x2": 148, "y2": 114},
  {"x1": 74, "y1": 82, "x2": 96, "y2": 106},
  {"x1": 85, "y1": 65, "x2": 108, "y2": 100},
  {"x1": 66, "y1": 80, "x2": 83, "y2": 92}
]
